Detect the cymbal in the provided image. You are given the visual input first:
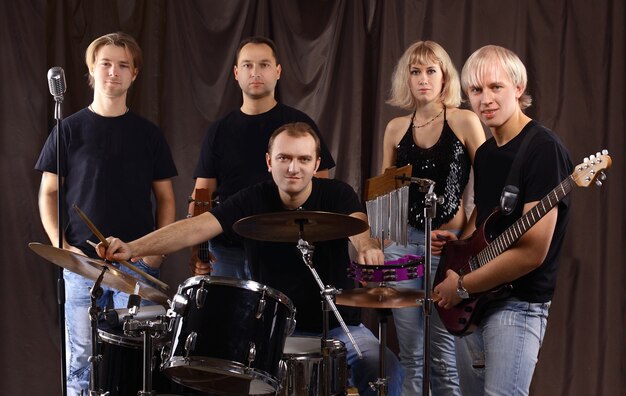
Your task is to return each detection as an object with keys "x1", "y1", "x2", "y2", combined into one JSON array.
[
  {"x1": 233, "y1": 211, "x2": 369, "y2": 242},
  {"x1": 336, "y1": 286, "x2": 424, "y2": 309},
  {"x1": 29, "y1": 243, "x2": 169, "y2": 305}
]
